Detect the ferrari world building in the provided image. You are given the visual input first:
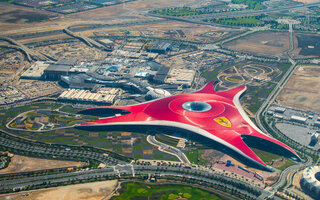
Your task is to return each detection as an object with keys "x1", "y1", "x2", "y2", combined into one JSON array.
[{"x1": 77, "y1": 82, "x2": 300, "y2": 171}]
